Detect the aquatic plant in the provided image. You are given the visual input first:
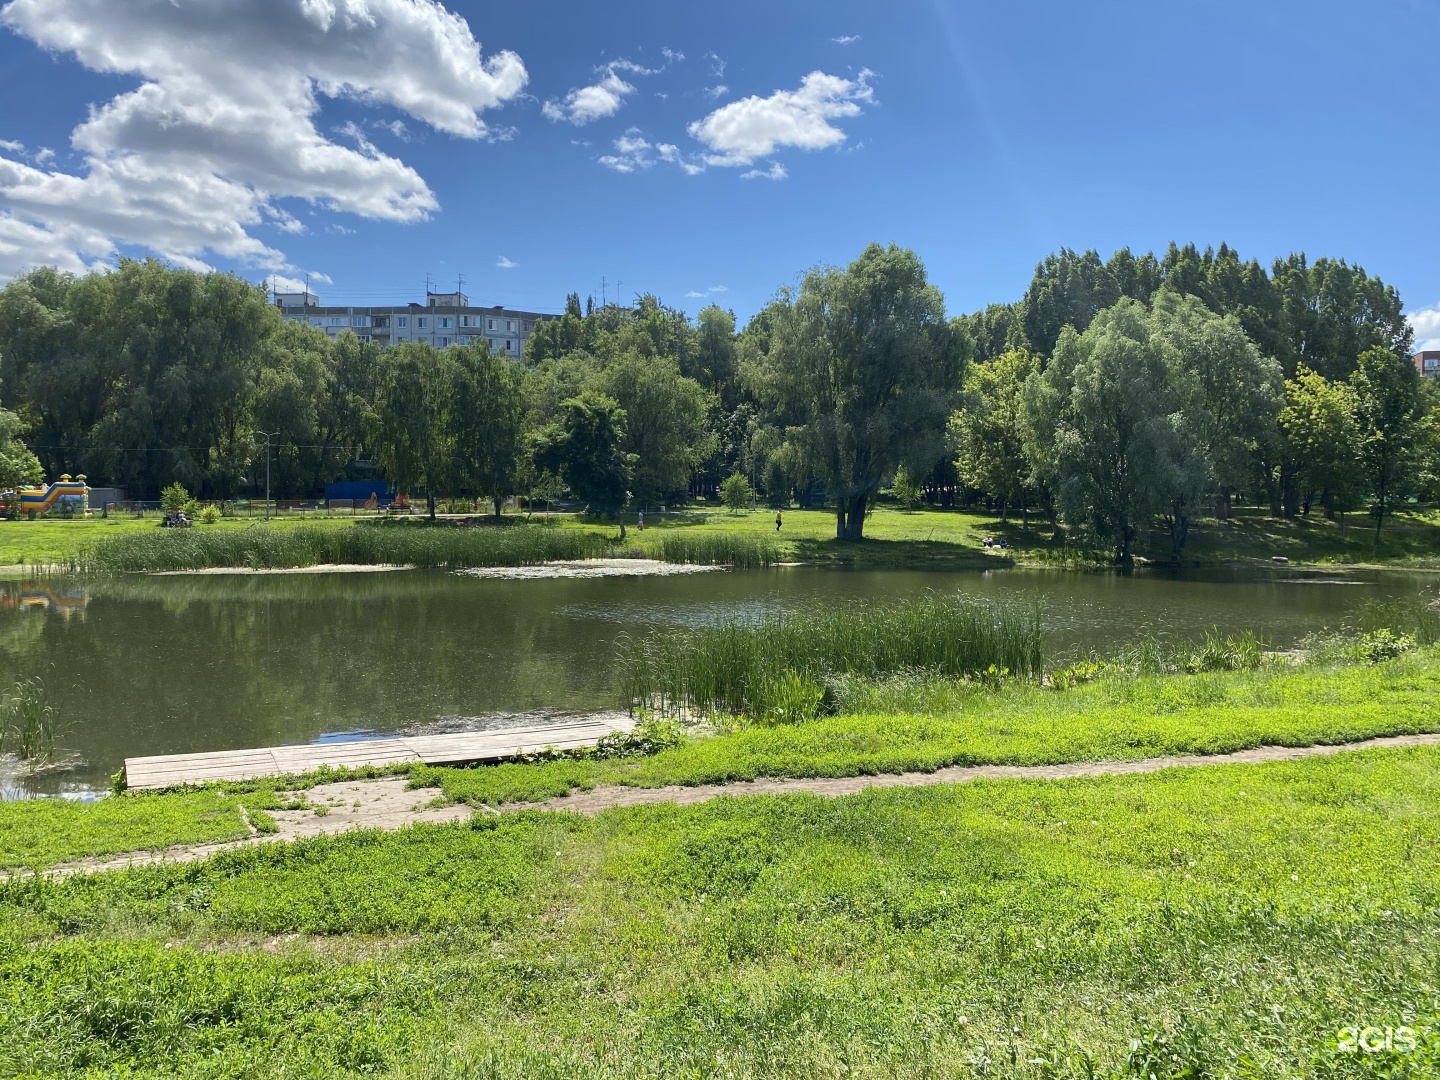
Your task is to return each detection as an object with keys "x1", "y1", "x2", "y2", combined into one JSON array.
[
  {"x1": 72, "y1": 522, "x2": 614, "y2": 572},
  {"x1": 619, "y1": 593, "x2": 1043, "y2": 719},
  {"x1": 639, "y1": 531, "x2": 780, "y2": 569},
  {"x1": 0, "y1": 677, "x2": 64, "y2": 772}
]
